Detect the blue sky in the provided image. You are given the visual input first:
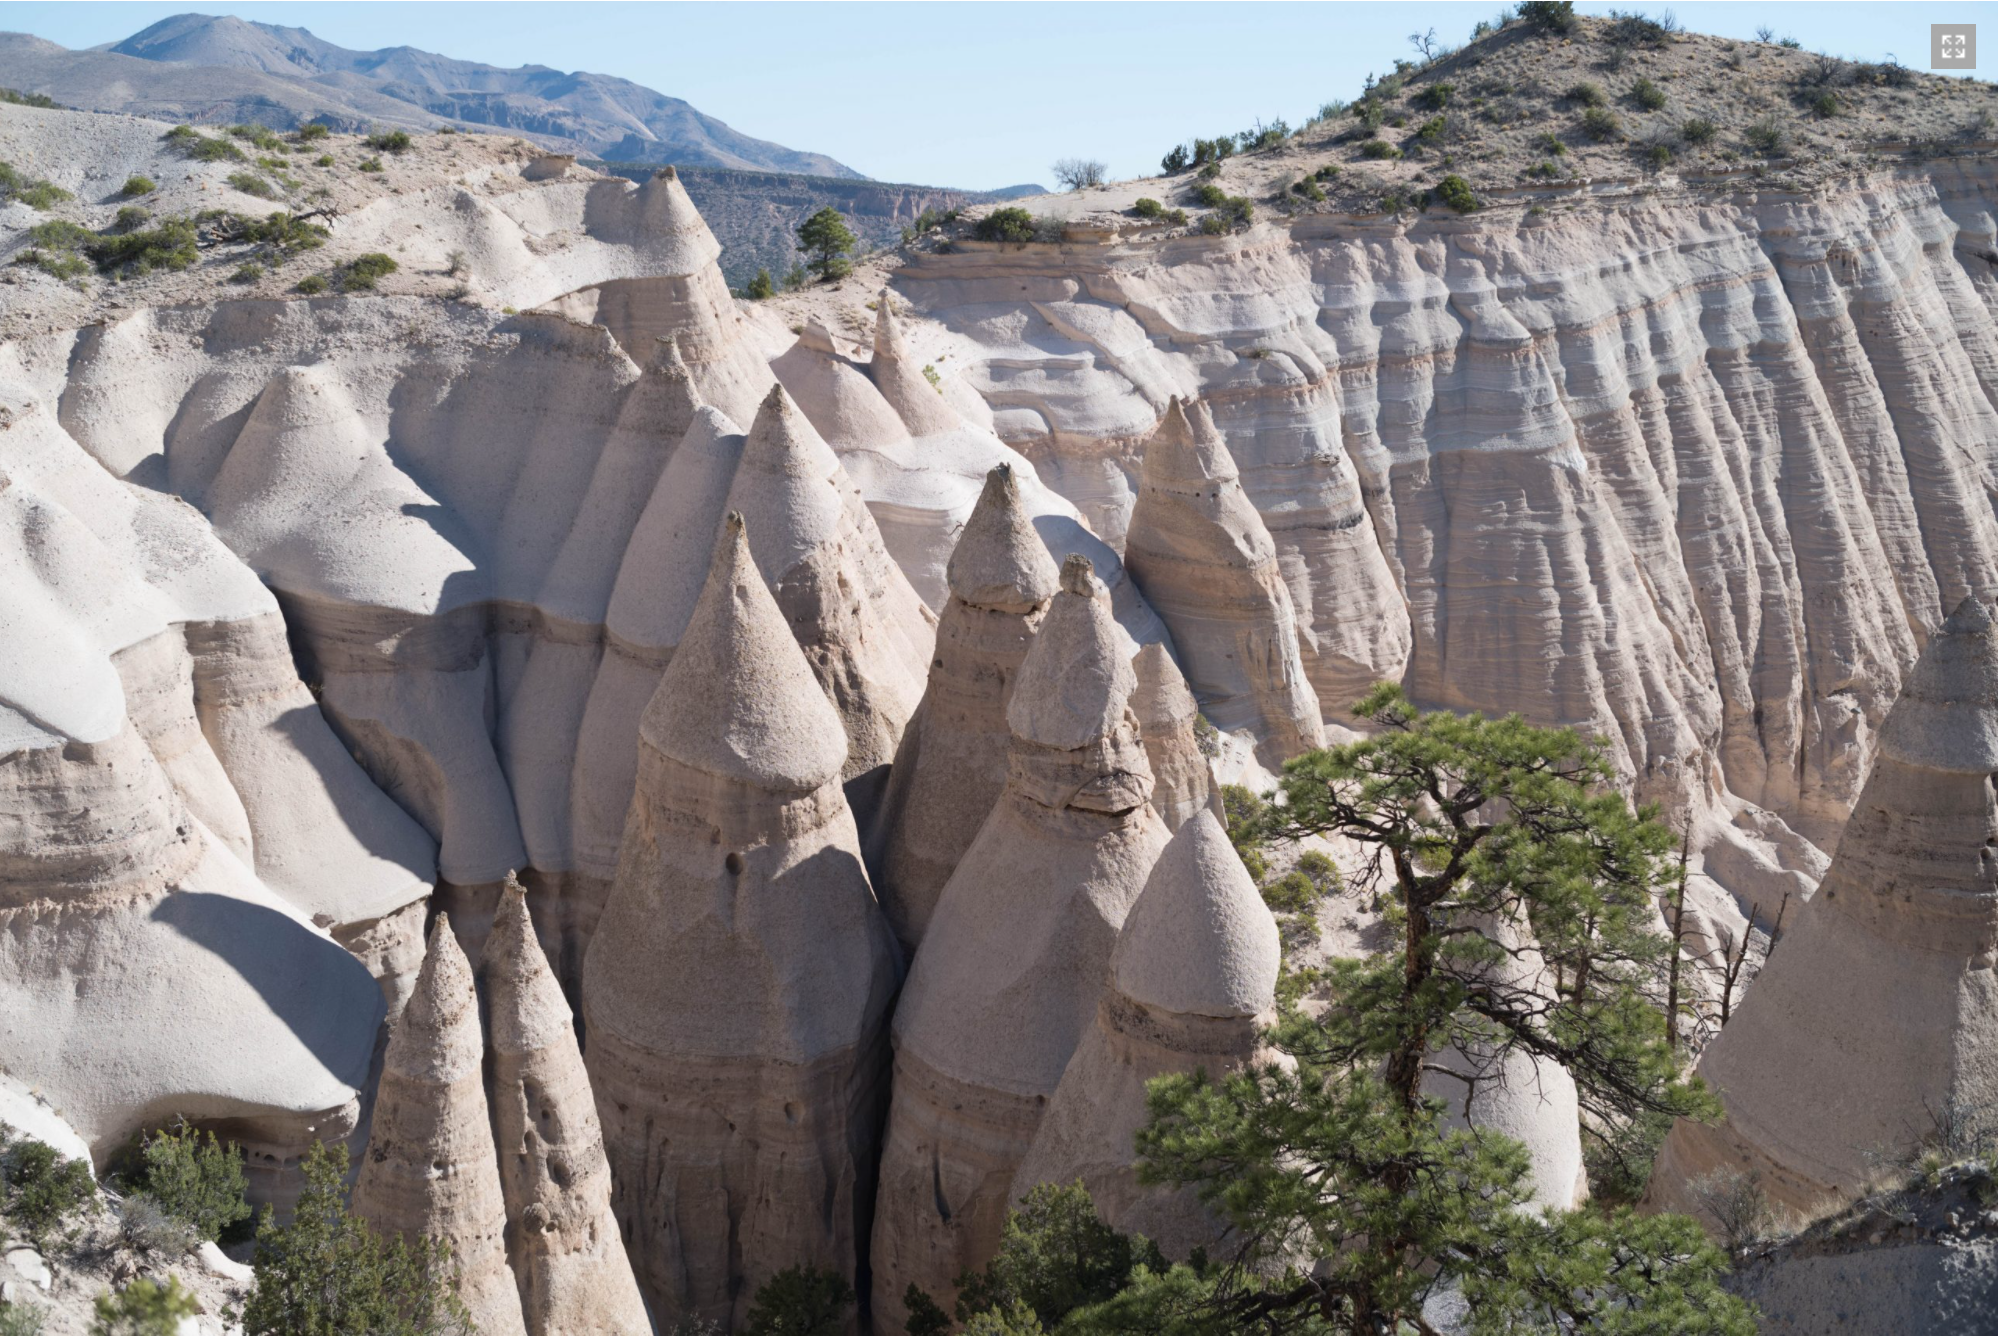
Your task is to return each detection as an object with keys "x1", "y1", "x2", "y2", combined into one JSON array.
[{"x1": 3, "y1": 2, "x2": 1993, "y2": 189}]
